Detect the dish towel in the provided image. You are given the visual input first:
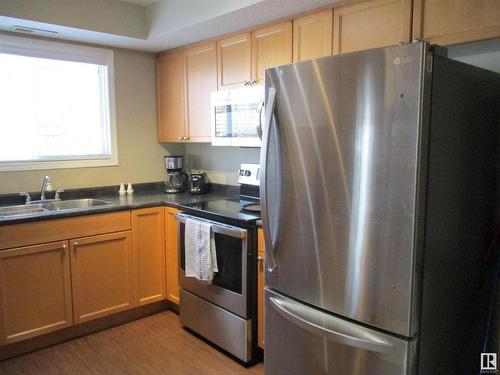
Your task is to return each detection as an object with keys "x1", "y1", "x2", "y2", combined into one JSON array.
[{"x1": 185, "y1": 218, "x2": 218, "y2": 283}]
